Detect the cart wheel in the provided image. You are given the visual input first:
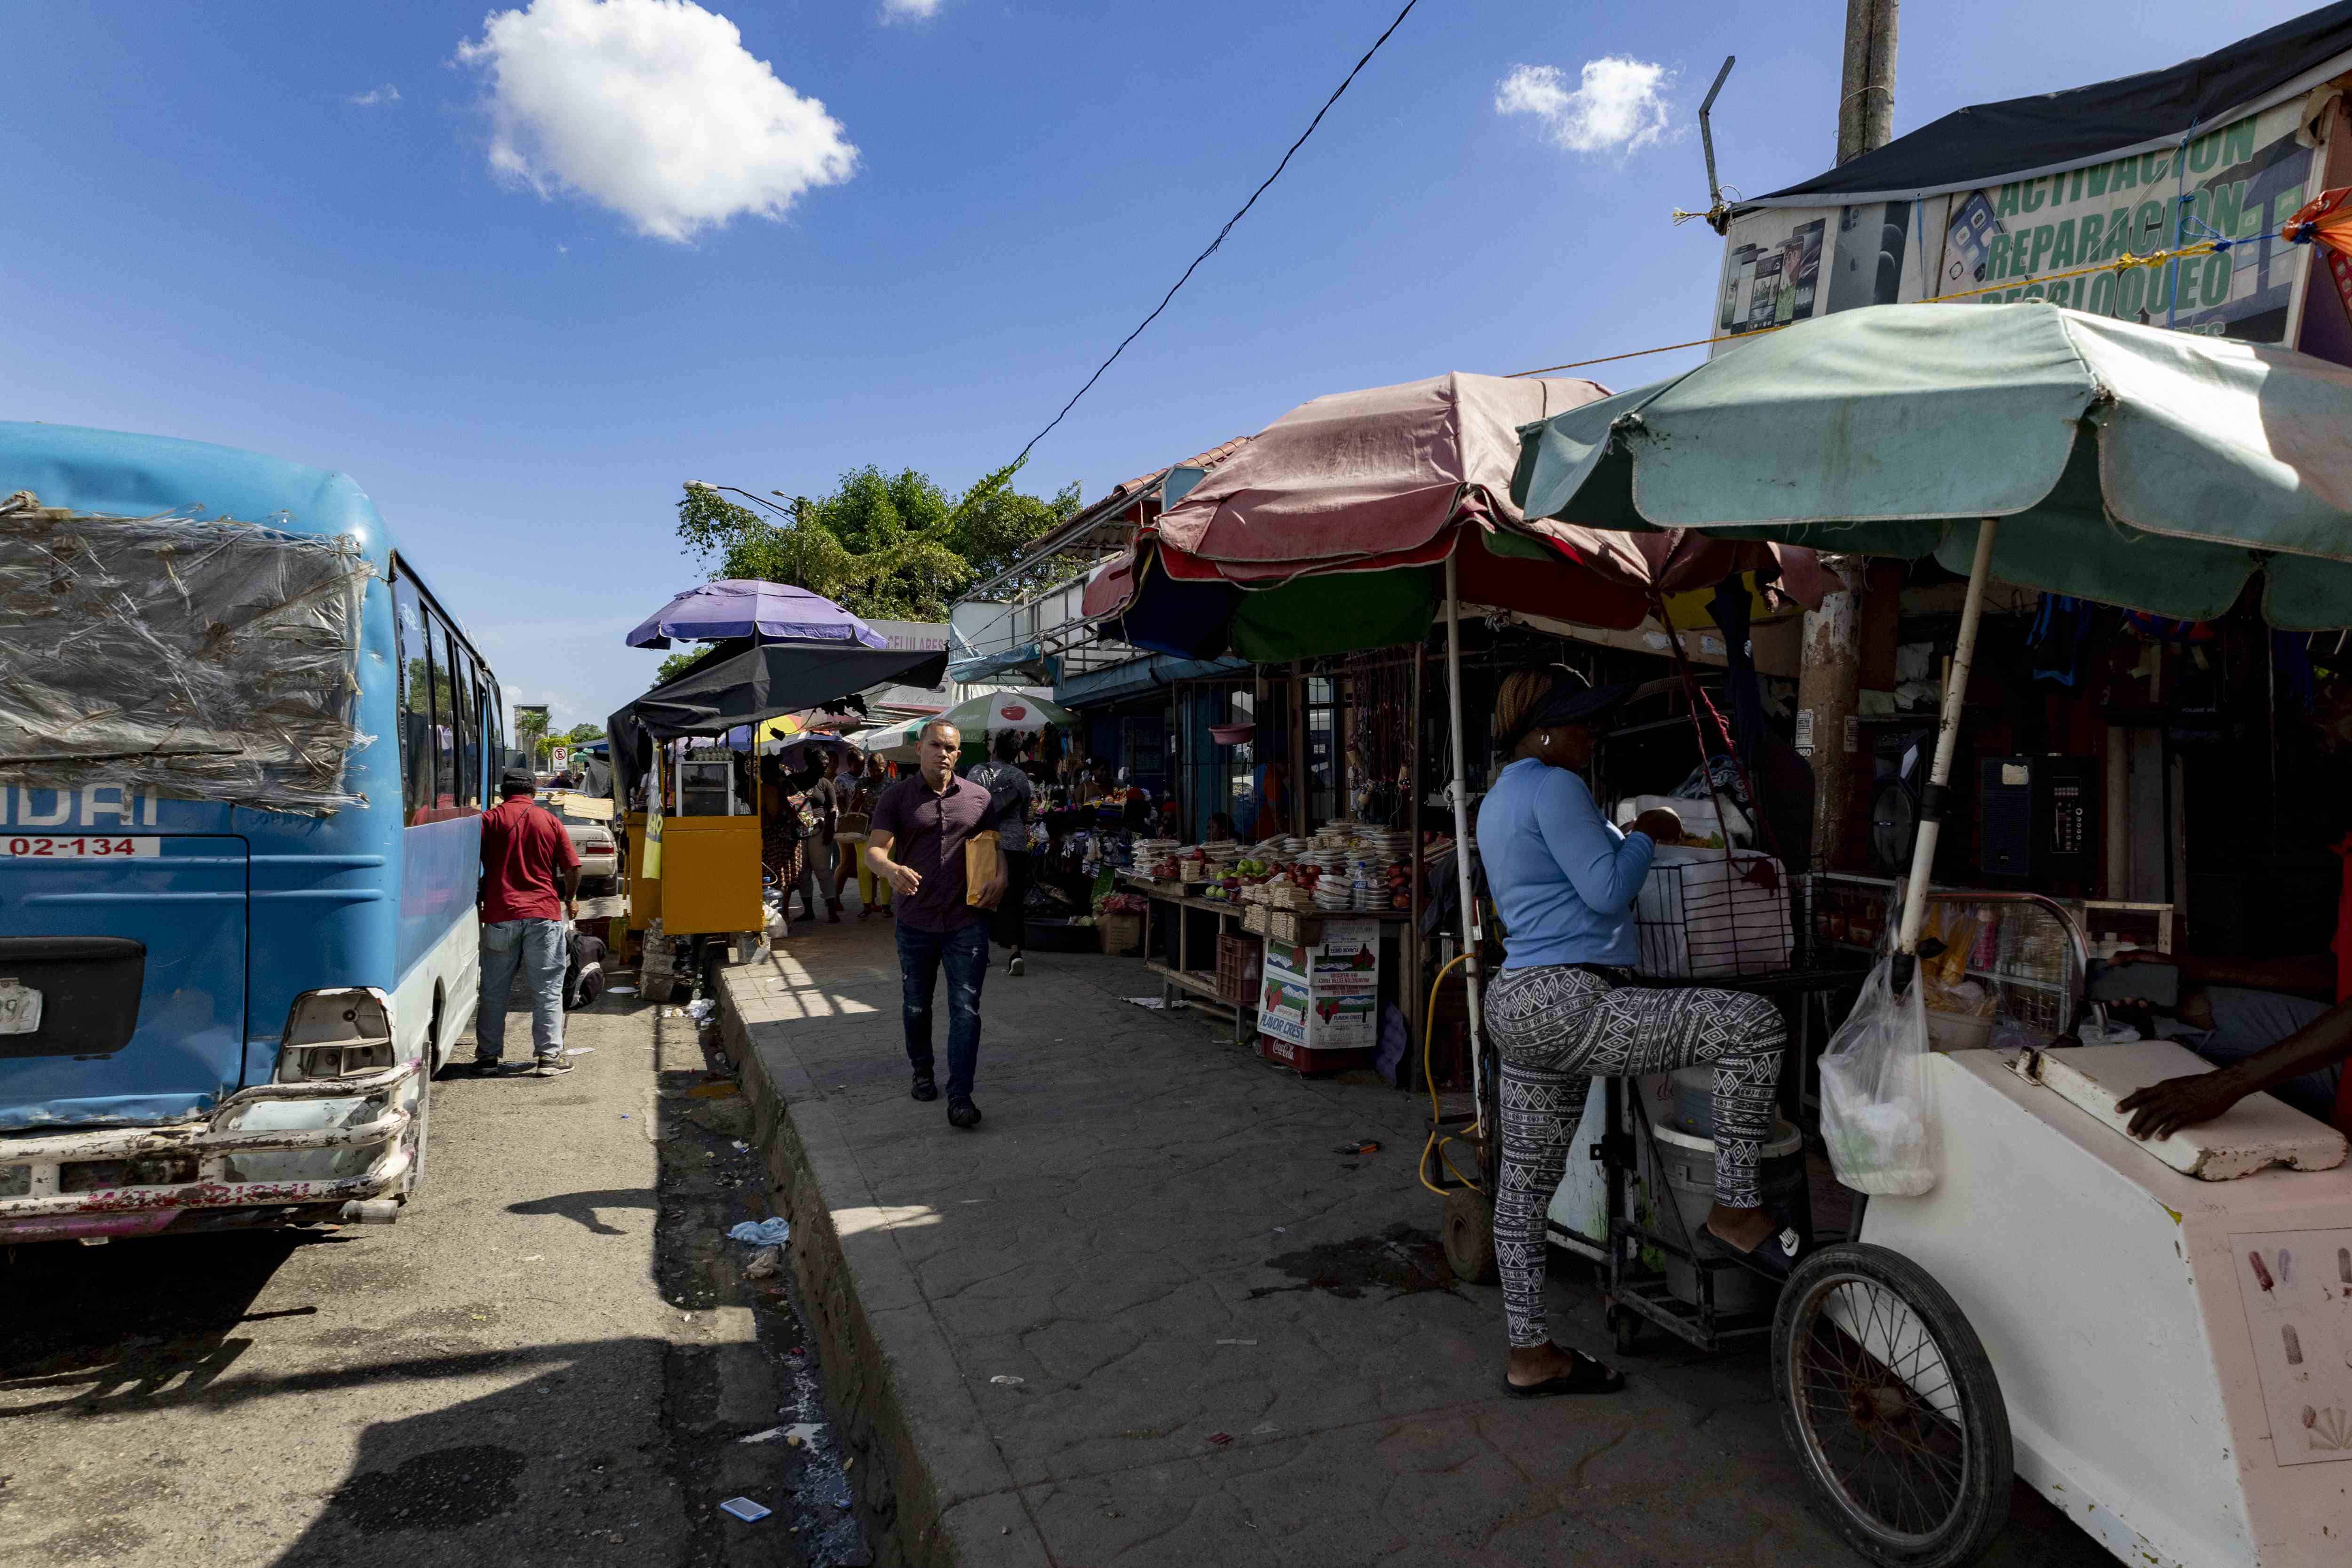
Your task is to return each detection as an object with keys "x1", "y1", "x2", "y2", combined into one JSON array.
[
  {"x1": 1608, "y1": 1304, "x2": 1643, "y2": 1357},
  {"x1": 1772, "y1": 1243, "x2": 2011, "y2": 1568},
  {"x1": 1441, "y1": 1187, "x2": 1499, "y2": 1285}
]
